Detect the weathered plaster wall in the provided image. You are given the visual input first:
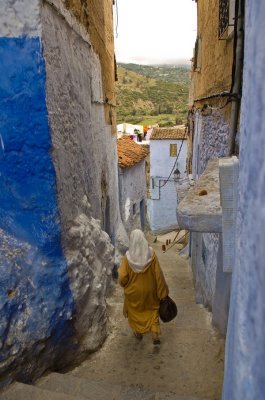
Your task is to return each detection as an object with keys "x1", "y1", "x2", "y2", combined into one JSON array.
[
  {"x1": 192, "y1": 0, "x2": 233, "y2": 100},
  {"x1": 191, "y1": 109, "x2": 230, "y2": 178},
  {"x1": 0, "y1": 3, "x2": 75, "y2": 385},
  {"x1": 0, "y1": 0, "x2": 41, "y2": 37},
  {"x1": 223, "y1": 1, "x2": 265, "y2": 397},
  {"x1": 61, "y1": 0, "x2": 116, "y2": 129},
  {"x1": 188, "y1": 108, "x2": 231, "y2": 331},
  {"x1": 190, "y1": 233, "x2": 218, "y2": 308},
  {"x1": 0, "y1": 0, "x2": 123, "y2": 385},
  {"x1": 198, "y1": 110, "x2": 230, "y2": 173},
  {"x1": 118, "y1": 161, "x2": 146, "y2": 235},
  {"x1": 42, "y1": 2, "x2": 119, "y2": 239},
  {"x1": 148, "y1": 140, "x2": 187, "y2": 233},
  {"x1": 212, "y1": 236, "x2": 231, "y2": 335},
  {"x1": 42, "y1": 0, "x2": 127, "y2": 346}
]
